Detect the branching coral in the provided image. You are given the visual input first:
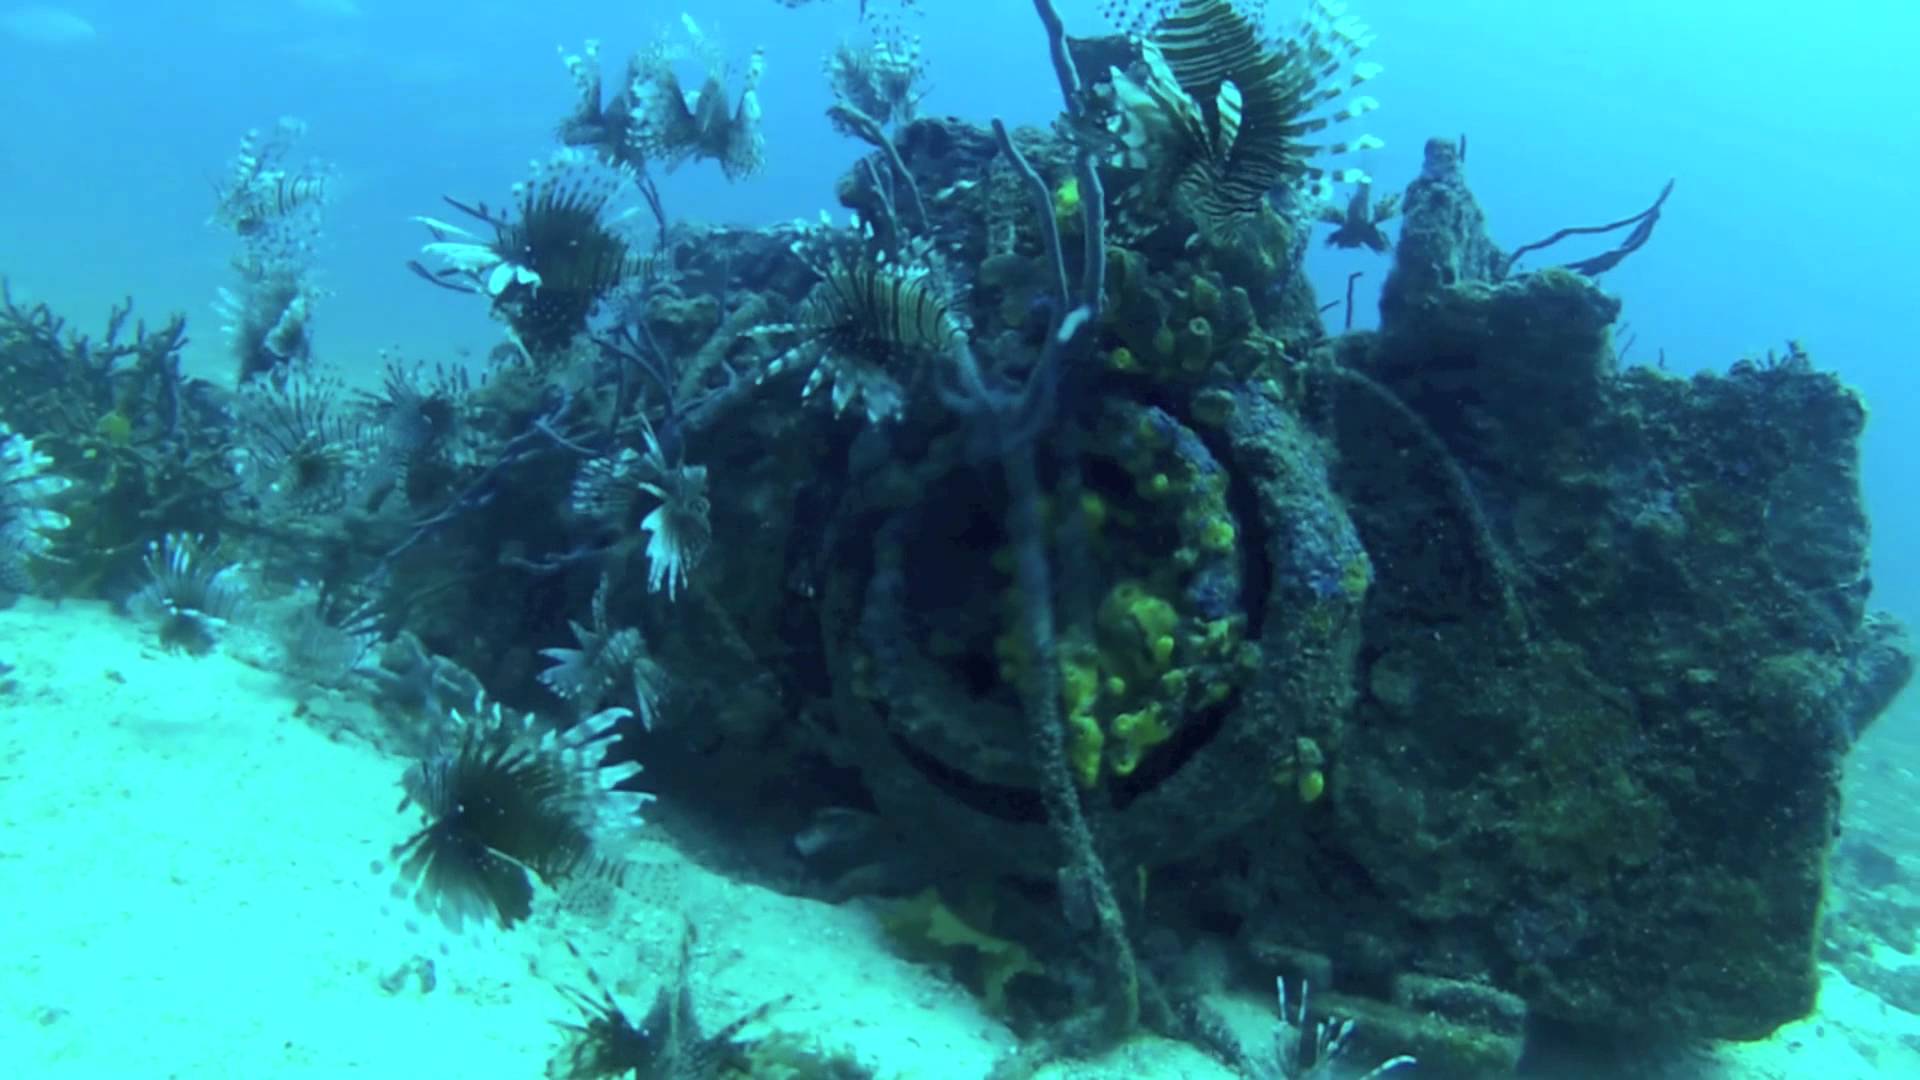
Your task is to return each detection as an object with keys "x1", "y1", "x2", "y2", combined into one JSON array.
[
  {"x1": 1096, "y1": 0, "x2": 1383, "y2": 239},
  {"x1": 0, "y1": 420, "x2": 71, "y2": 593},
  {"x1": 1503, "y1": 178, "x2": 1676, "y2": 278},
  {"x1": 391, "y1": 697, "x2": 648, "y2": 930},
  {"x1": 929, "y1": 0, "x2": 1157, "y2": 1045},
  {"x1": 0, "y1": 288, "x2": 230, "y2": 593},
  {"x1": 594, "y1": 286, "x2": 773, "y2": 441},
  {"x1": 412, "y1": 150, "x2": 654, "y2": 360},
  {"x1": 0, "y1": 287, "x2": 195, "y2": 448}
]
